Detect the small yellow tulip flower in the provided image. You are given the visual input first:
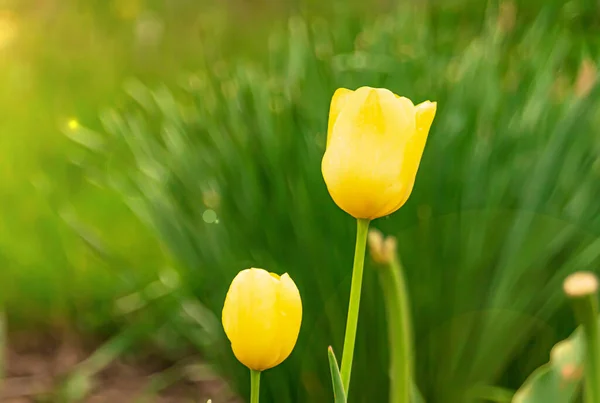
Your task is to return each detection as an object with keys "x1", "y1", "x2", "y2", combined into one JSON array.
[
  {"x1": 222, "y1": 268, "x2": 302, "y2": 372},
  {"x1": 322, "y1": 86, "x2": 437, "y2": 219}
]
